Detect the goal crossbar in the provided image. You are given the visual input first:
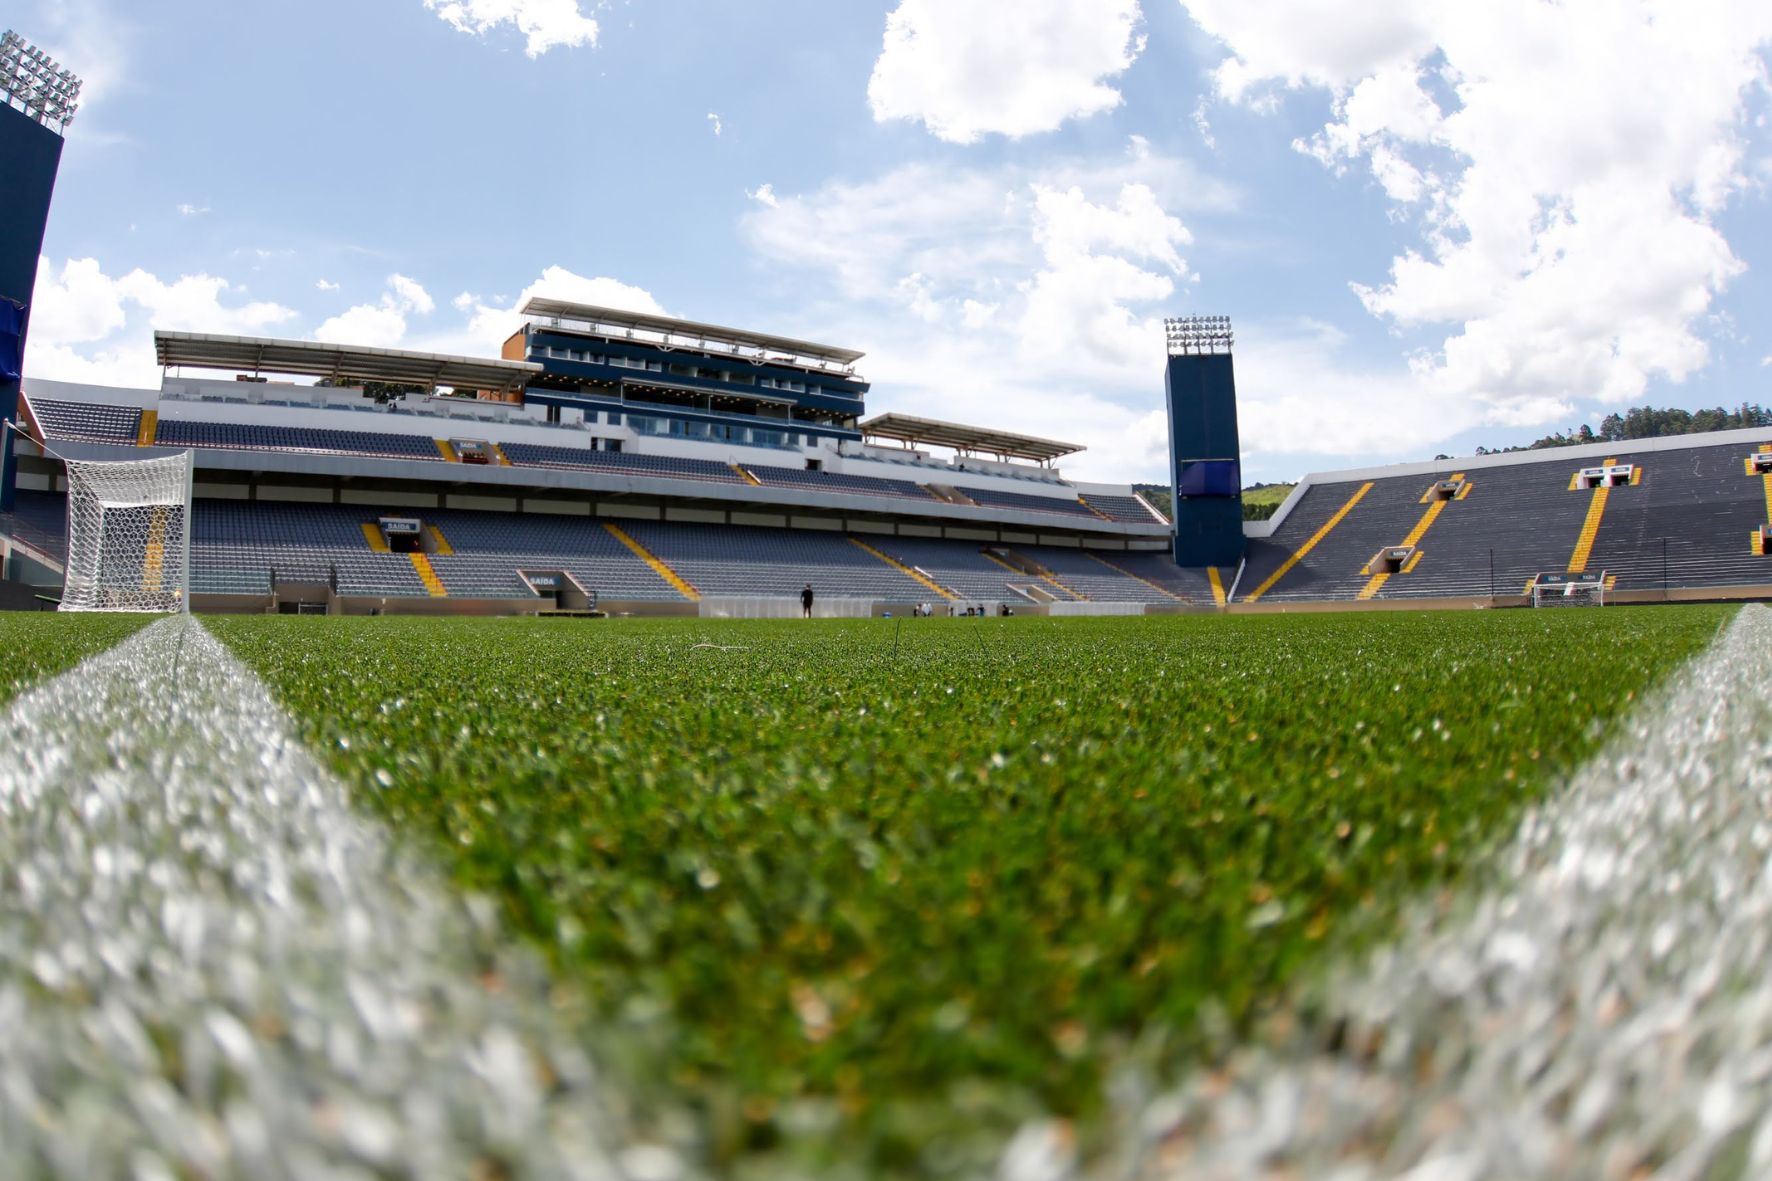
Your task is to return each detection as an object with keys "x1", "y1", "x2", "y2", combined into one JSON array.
[{"x1": 58, "y1": 450, "x2": 194, "y2": 613}]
